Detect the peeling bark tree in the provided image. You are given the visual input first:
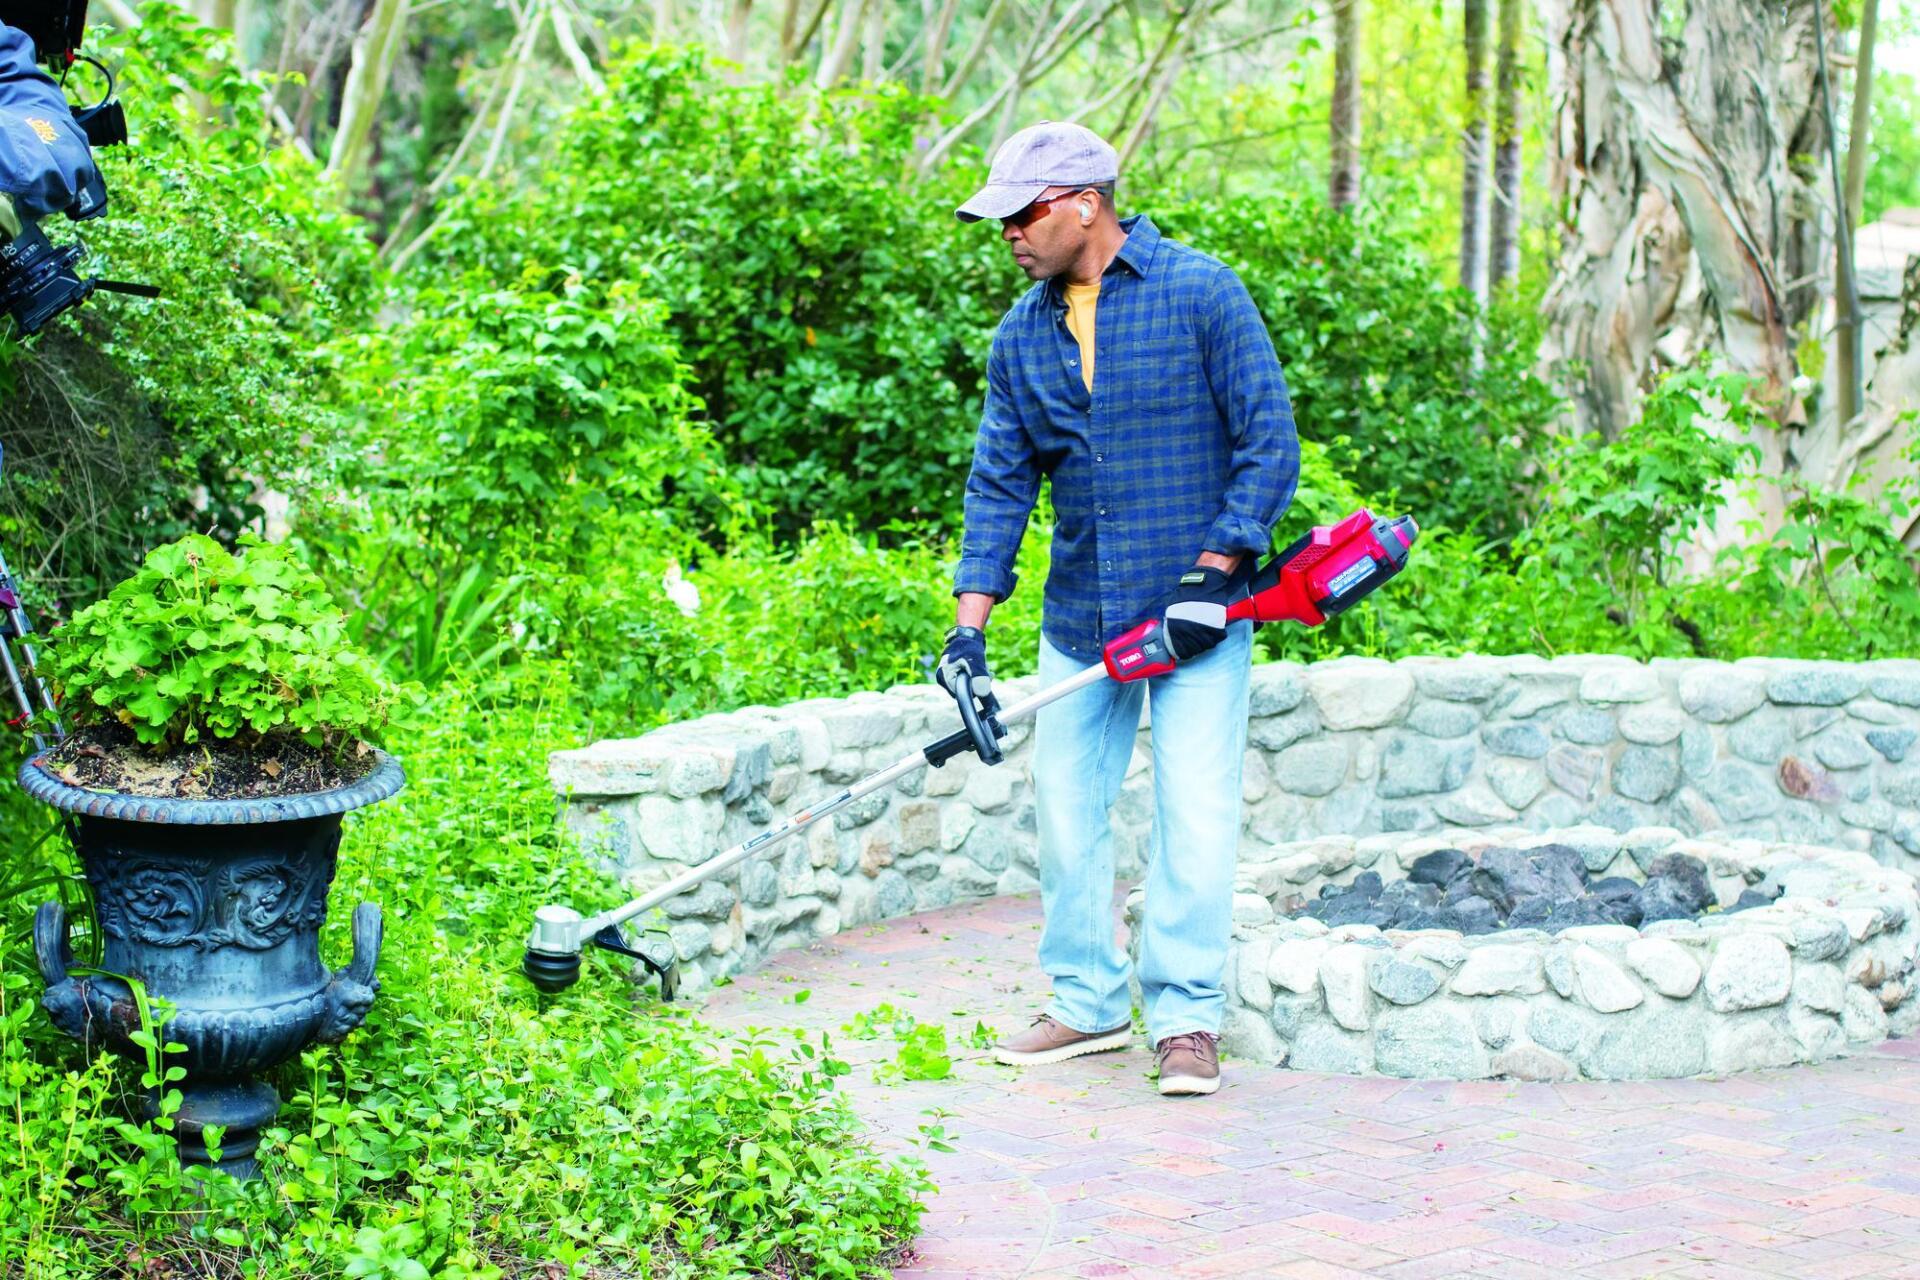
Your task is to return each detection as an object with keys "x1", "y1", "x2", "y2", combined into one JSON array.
[
  {"x1": 1488, "y1": 0, "x2": 1522, "y2": 291},
  {"x1": 1539, "y1": 0, "x2": 1831, "y2": 536},
  {"x1": 1836, "y1": 0, "x2": 1878, "y2": 430},
  {"x1": 1330, "y1": 0, "x2": 1360, "y2": 211},
  {"x1": 1460, "y1": 0, "x2": 1491, "y2": 299}
]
